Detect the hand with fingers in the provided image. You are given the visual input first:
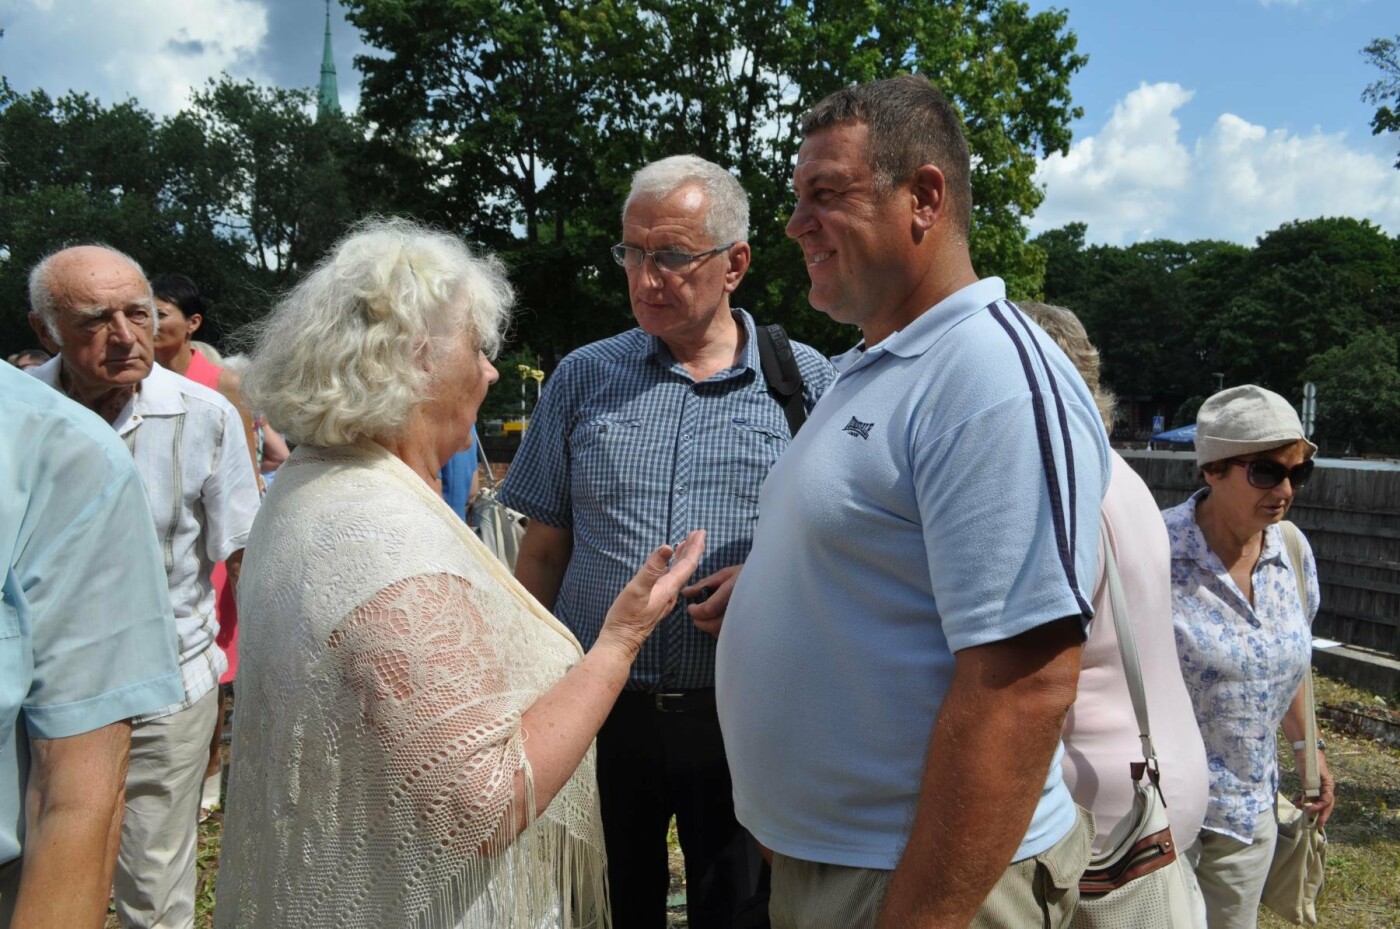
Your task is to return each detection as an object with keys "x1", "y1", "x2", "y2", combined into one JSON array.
[
  {"x1": 682, "y1": 563, "x2": 742, "y2": 639},
  {"x1": 598, "y1": 530, "x2": 708, "y2": 656},
  {"x1": 1295, "y1": 750, "x2": 1337, "y2": 828}
]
